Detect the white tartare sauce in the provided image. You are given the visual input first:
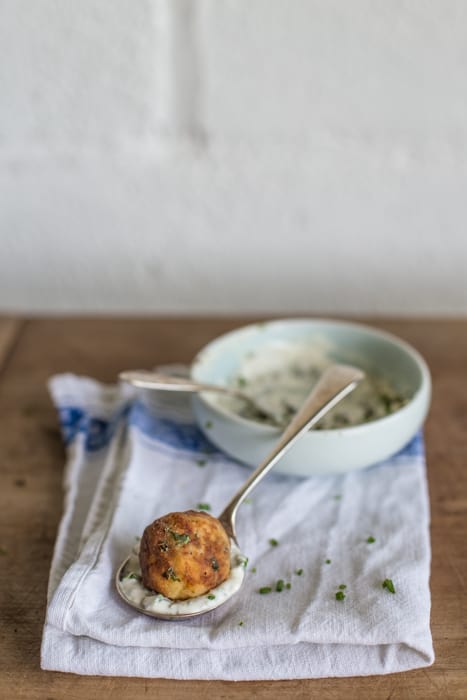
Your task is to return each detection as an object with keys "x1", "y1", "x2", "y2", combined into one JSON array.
[
  {"x1": 118, "y1": 541, "x2": 246, "y2": 616},
  {"x1": 215, "y1": 340, "x2": 408, "y2": 428}
]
